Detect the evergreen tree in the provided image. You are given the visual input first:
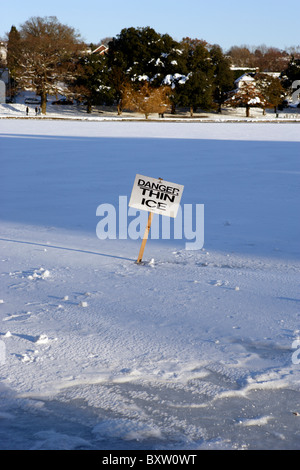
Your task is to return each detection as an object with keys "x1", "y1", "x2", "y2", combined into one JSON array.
[
  {"x1": 106, "y1": 27, "x2": 179, "y2": 81},
  {"x1": 6, "y1": 25, "x2": 22, "y2": 97},
  {"x1": 104, "y1": 26, "x2": 182, "y2": 113},
  {"x1": 175, "y1": 40, "x2": 215, "y2": 116},
  {"x1": 210, "y1": 45, "x2": 234, "y2": 112},
  {"x1": 70, "y1": 52, "x2": 111, "y2": 113}
]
